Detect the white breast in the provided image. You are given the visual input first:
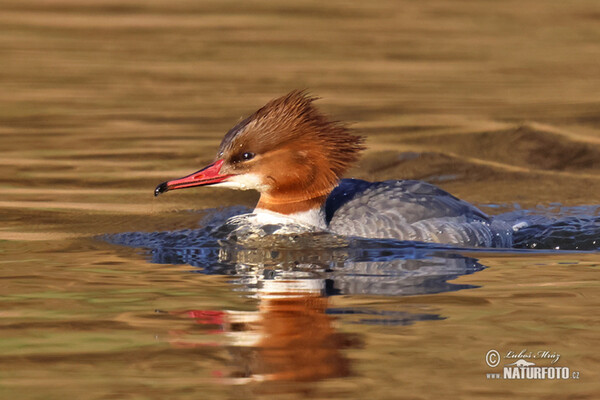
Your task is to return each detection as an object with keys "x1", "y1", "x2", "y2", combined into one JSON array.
[{"x1": 253, "y1": 207, "x2": 327, "y2": 230}]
